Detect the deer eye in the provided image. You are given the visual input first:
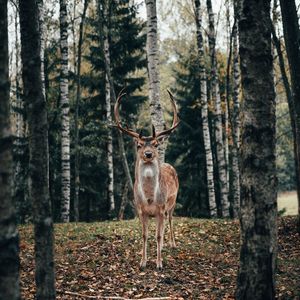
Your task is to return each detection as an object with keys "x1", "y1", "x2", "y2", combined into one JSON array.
[
  {"x1": 137, "y1": 144, "x2": 142, "y2": 149},
  {"x1": 154, "y1": 143, "x2": 159, "y2": 148}
]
